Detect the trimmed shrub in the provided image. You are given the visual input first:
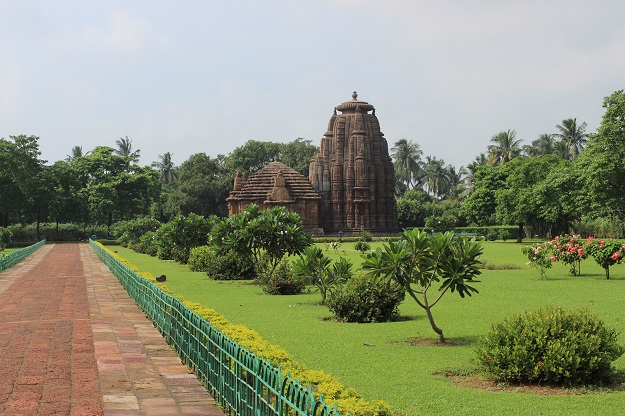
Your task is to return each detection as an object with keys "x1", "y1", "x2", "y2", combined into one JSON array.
[
  {"x1": 154, "y1": 214, "x2": 217, "y2": 263},
  {"x1": 257, "y1": 258, "x2": 306, "y2": 295},
  {"x1": 128, "y1": 231, "x2": 158, "y2": 256},
  {"x1": 359, "y1": 230, "x2": 373, "y2": 242},
  {"x1": 353, "y1": 241, "x2": 370, "y2": 252},
  {"x1": 0, "y1": 227, "x2": 12, "y2": 250},
  {"x1": 327, "y1": 274, "x2": 405, "y2": 323},
  {"x1": 476, "y1": 306, "x2": 625, "y2": 386},
  {"x1": 188, "y1": 246, "x2": 255, "y2": 280},
  {"x1": 7, "y1": 222, "x2": 108, "y2": 241},
  {"x1": 112, "y1": 218, "x2": 162, "y2": 247}
]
